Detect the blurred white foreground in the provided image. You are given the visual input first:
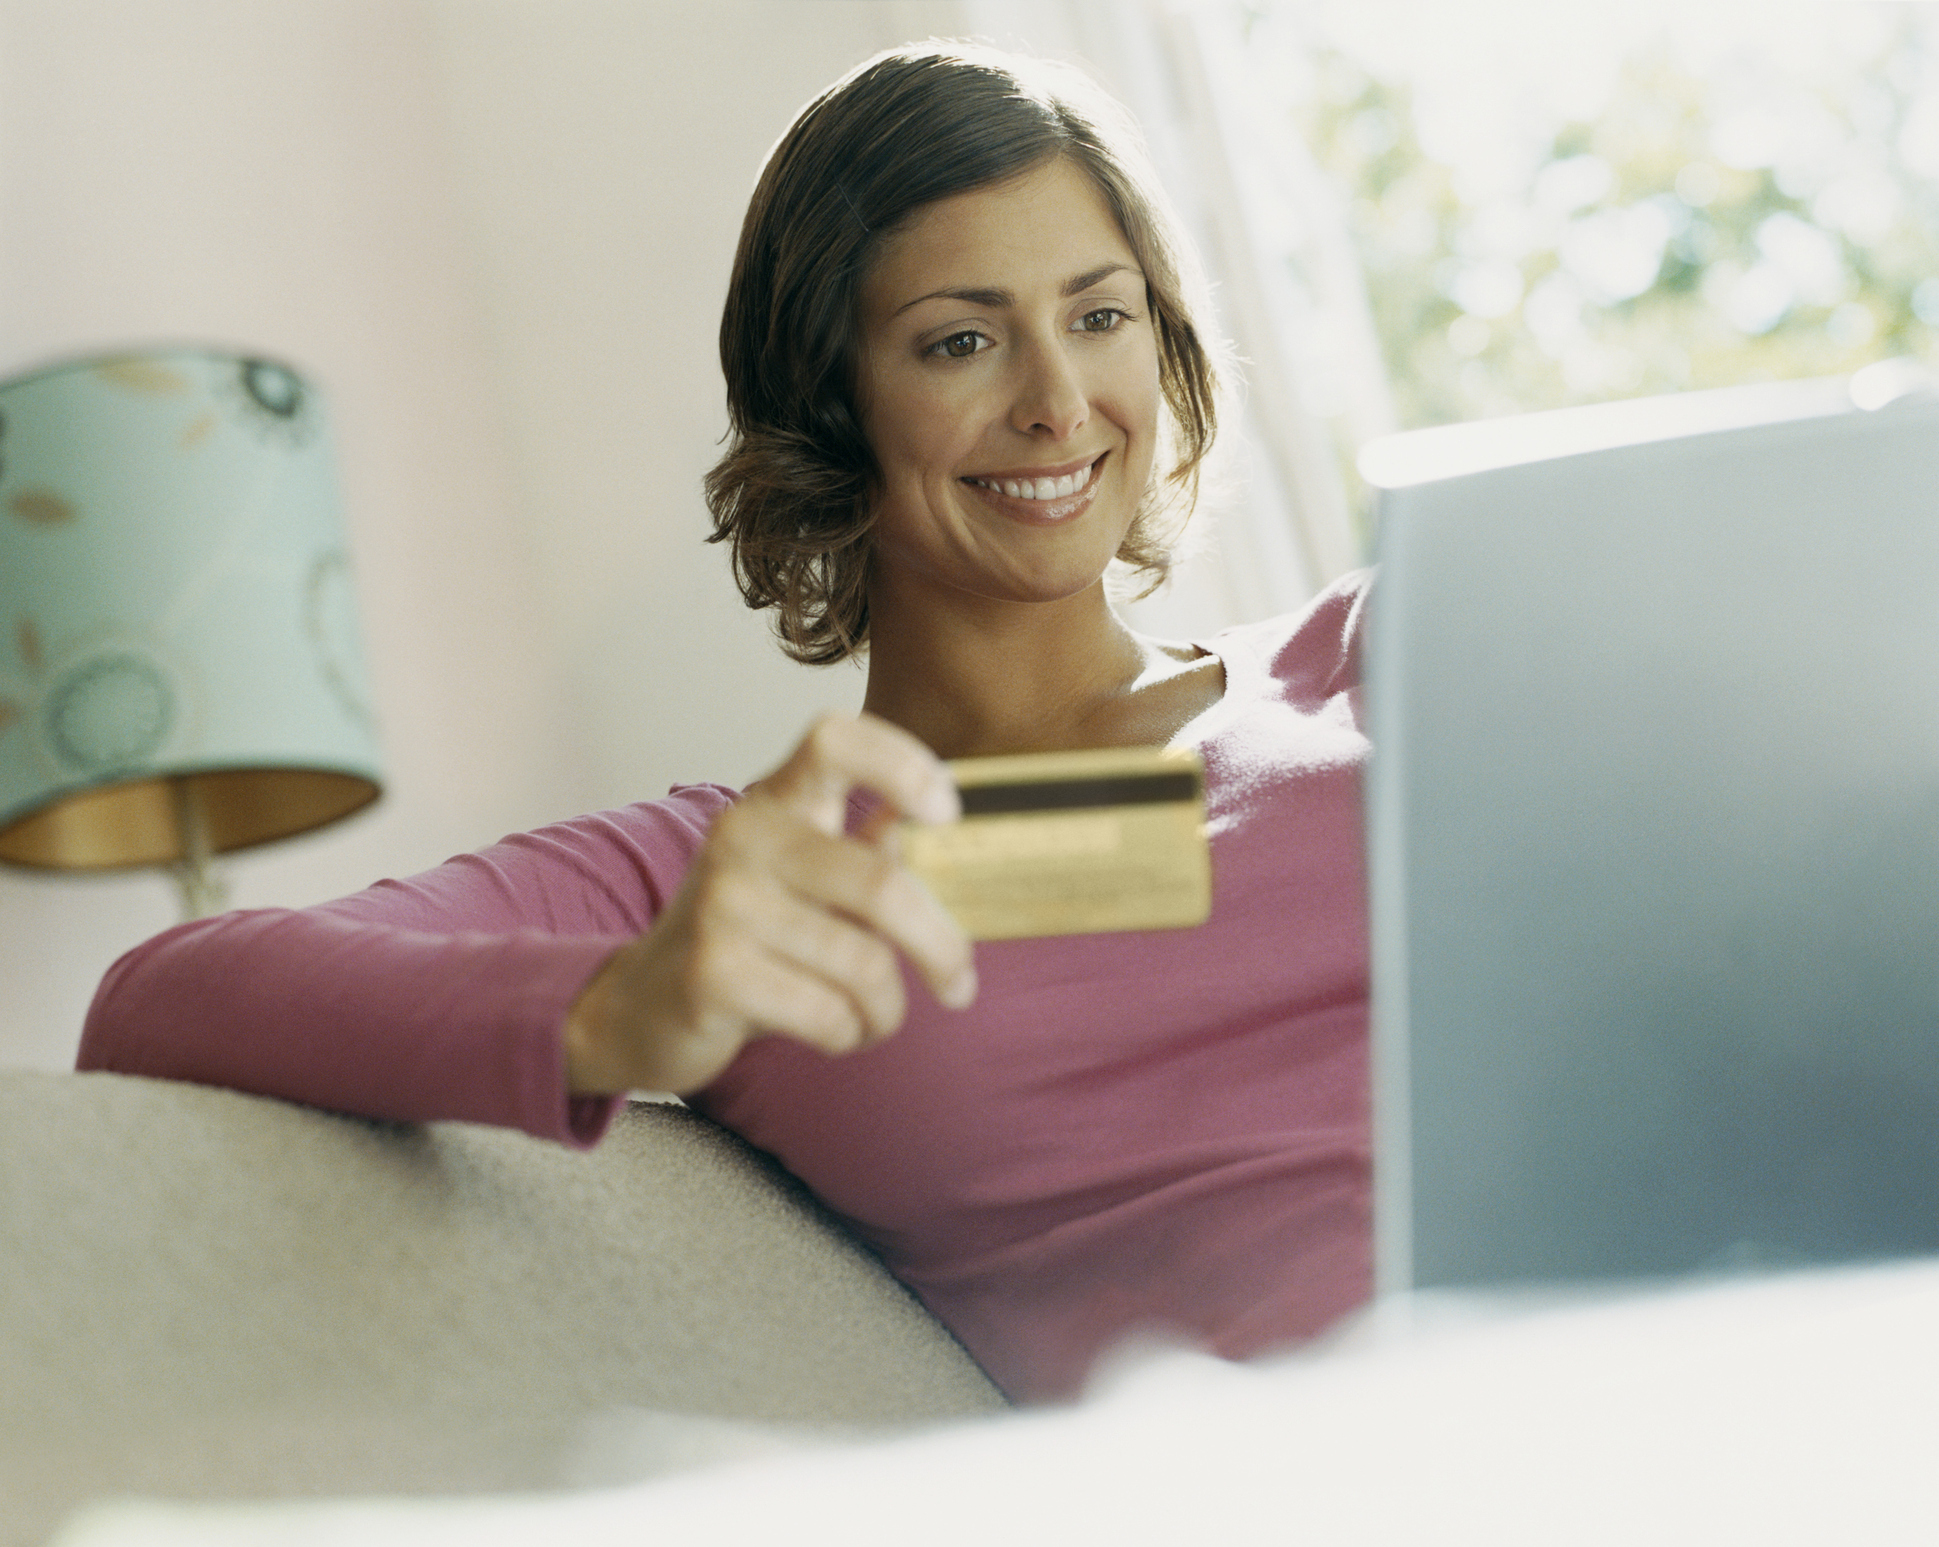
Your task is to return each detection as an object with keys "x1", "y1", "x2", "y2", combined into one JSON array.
[{"x1": 55, "y1": 1258, "x2": 1939, "y2": 1546}]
